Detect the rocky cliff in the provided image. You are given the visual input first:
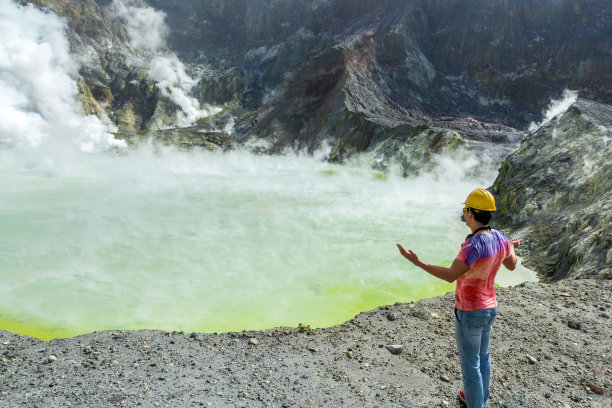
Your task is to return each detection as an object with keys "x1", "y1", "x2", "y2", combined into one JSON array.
[
  {"x1": 492, "y1": 99, "x2": 611, "y2": 280},
  {"x1": 20, "y1": 0, "x2": 612, "y2": 173}
]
